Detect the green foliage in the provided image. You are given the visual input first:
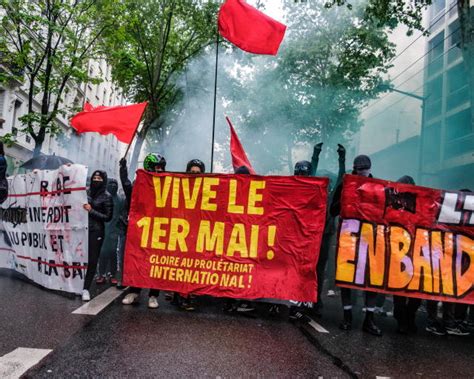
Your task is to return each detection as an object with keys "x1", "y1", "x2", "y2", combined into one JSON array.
[
  {"x1": 228, "y1": 1, "x2": 395, "y2": 172},
  {"x1": 0, "y1": 0, "x2": 116, "y2": 154},
  {"x1": 325, "y1": 0, "x2": 432, "y2": 35},
  {"x1": 103, "y1": 0, "x2": 219, "y2": 127}
]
